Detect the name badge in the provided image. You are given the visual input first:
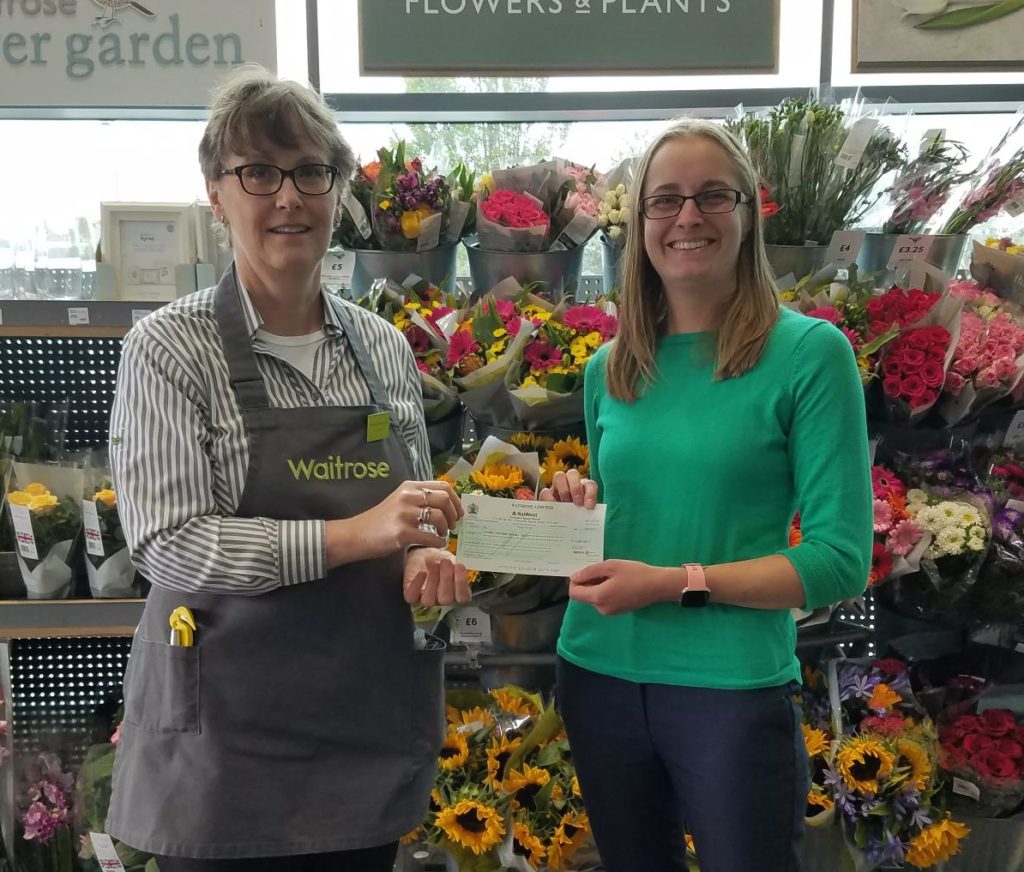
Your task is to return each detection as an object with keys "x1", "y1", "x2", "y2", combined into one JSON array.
[{"x1": 366, "y1": 411, "x2": 390, "y2": 443}]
